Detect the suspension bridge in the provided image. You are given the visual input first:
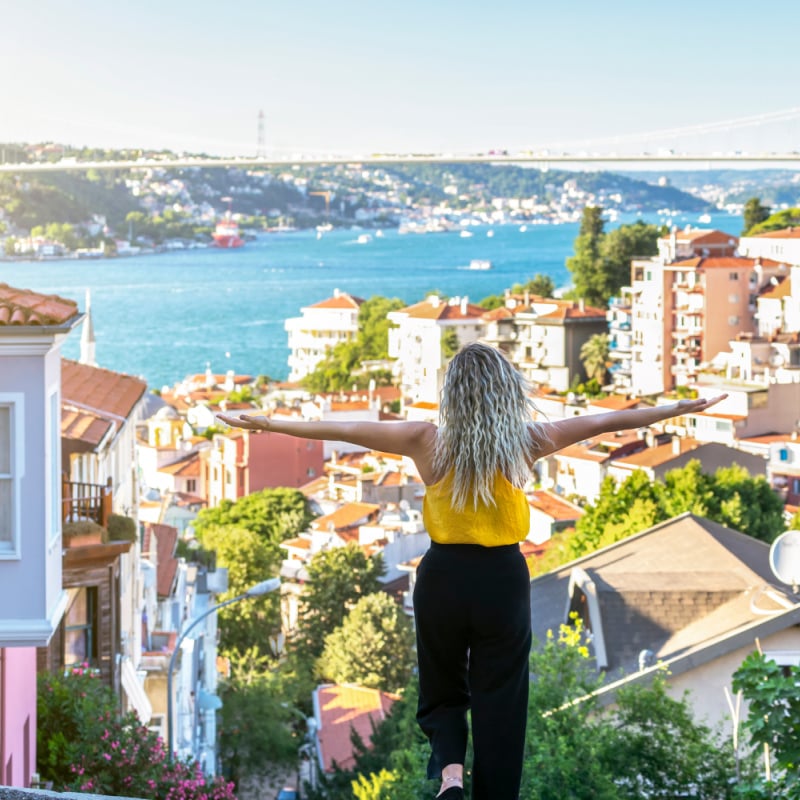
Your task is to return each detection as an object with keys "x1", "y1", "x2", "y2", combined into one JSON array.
[{"x1": 2, "y1": 106, "x2": 799, "y2": 172}]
